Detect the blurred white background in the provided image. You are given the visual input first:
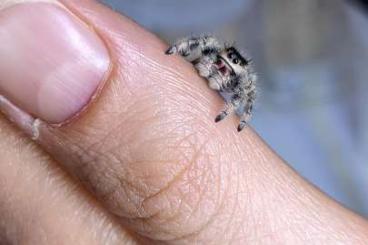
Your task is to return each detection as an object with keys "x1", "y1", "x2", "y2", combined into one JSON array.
[{"x1": 102, "y1": 0, "x2": 368, "y2": 217}]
